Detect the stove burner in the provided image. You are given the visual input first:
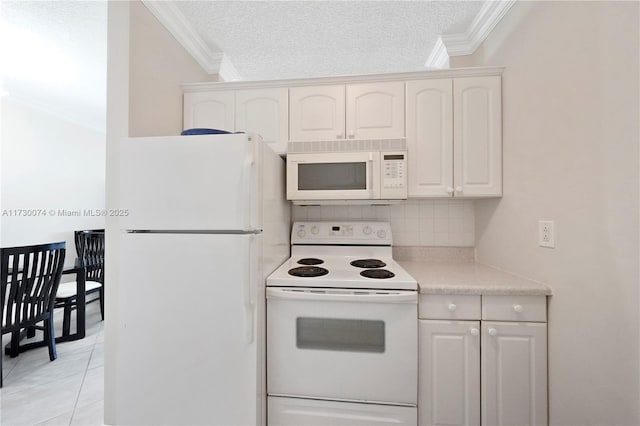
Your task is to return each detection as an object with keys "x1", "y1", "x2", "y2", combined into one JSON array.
[
  {"x1": 288, "y1": 266, "x2": 329, "y2": 277},
  {"x1": 350, "y1": 259, "x2": 387, "y2": 269},
  {"x1": 360, "y1": 269, "x2": 395, "y2": 279},
  {"x1": 297, "y1": 258, "x2": 324, "y2": 266}
]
